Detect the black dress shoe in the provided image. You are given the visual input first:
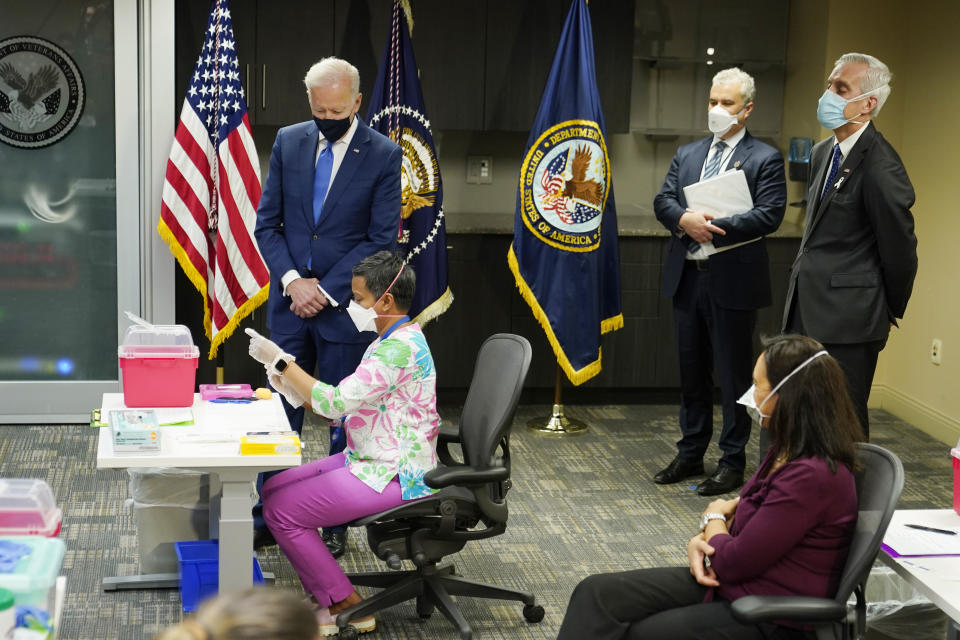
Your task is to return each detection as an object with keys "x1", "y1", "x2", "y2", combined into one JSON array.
[
  {"x1": 653, "y1": 456, "x2": 705, "y2": 485},
  {"x1": 697, "y1": 465, "x2": 744, "y2": 496},
  {"x1": 322, "y1": 530, "x2": 348, "y2": 559},
  {"x1": 253, "y1": 527, "x2": 277, "y2": 550}
]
